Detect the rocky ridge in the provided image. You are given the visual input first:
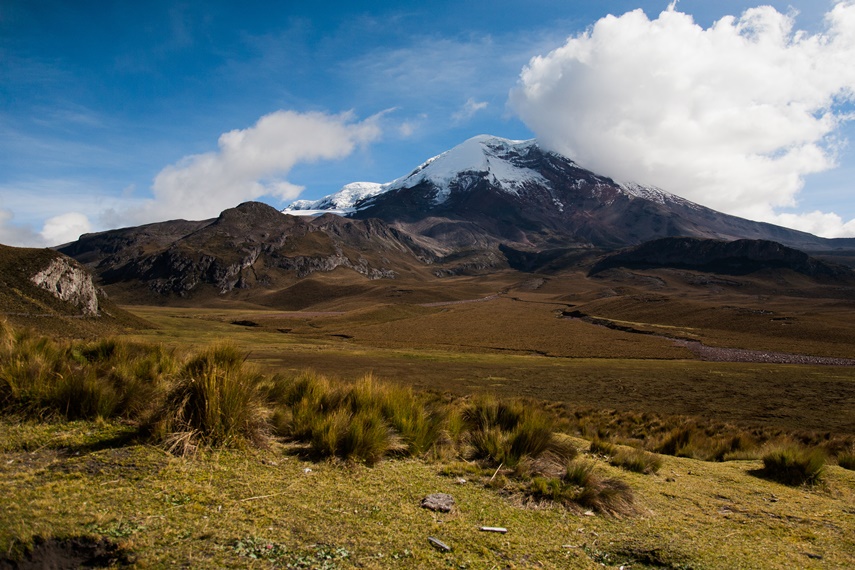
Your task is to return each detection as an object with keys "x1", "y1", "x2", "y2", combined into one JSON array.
[
  {"x1": 588, "y1": 237, "x2": 855, "y2": 279},
  {"x1": 60, "y1": 202, "x2": 436, "y2": 298}
]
